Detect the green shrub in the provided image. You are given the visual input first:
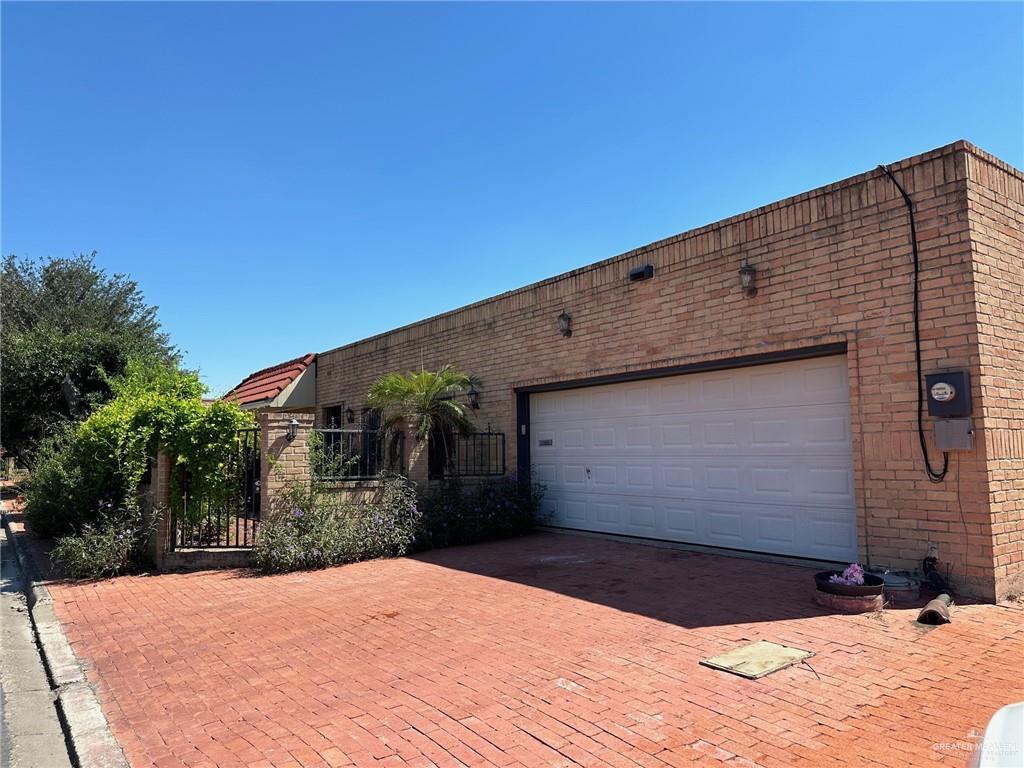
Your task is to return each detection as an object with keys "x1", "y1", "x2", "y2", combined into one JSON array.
[
  {"x1": 349, "y1": 473, "x2": 421, "y2": 559},
  {"x1": 417, "y1": 475, "x2": 545, "y2": 550},
  {"x1": 253, "y1": 484, "x2": 350, "y2": 573},
  {"x1": 23, "y1": 360, "x2": 252, "y2": 538},
  {"x1": 50, "y1": 506, "x2": 155, "y2": 580},
  {"x1": 254, "y1": 474, "x2": 421, "y2": 573},
  {"x1": 23, "y1": 426, "x2": 122, "y2": 537},
  {"x1": 253, "y1": 473, "x2": 543, "y2": 574}
]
